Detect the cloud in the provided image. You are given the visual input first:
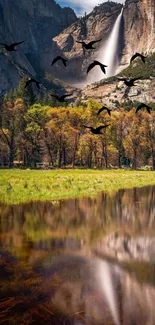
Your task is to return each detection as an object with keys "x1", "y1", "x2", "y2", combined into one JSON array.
[{"x1": 59, "y1": 0, "x2": 125, "y2": 15}]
